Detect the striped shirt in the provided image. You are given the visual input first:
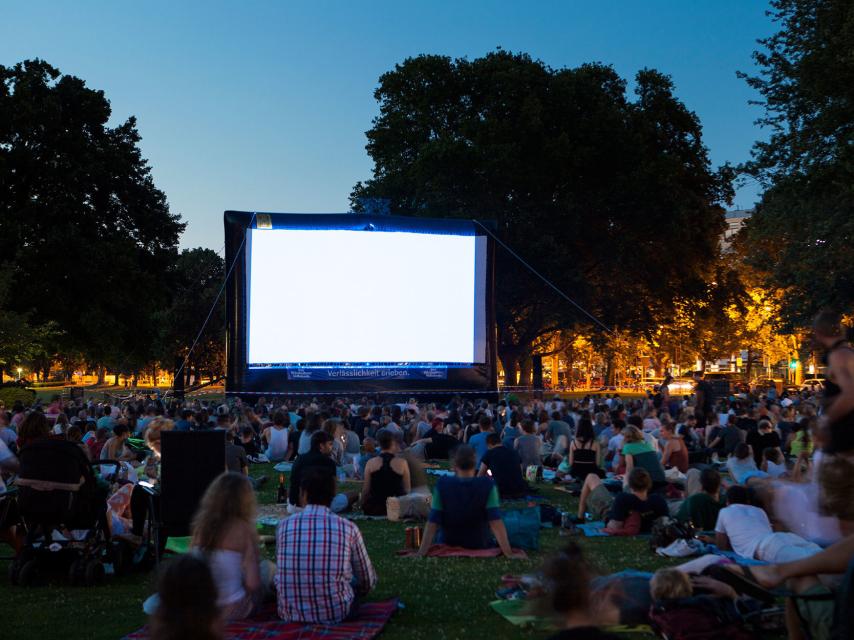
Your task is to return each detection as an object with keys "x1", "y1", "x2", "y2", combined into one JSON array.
[{"x1": 275, "y1": 504, "x2": 377, "y2": 623}]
